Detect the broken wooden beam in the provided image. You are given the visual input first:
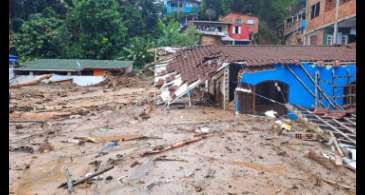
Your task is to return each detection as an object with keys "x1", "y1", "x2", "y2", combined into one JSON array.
[
  {"x1": 305, "y1": 150, "x2": 335, "y2": 170},
  {"x1": 140, "y1": 134, "x2": 208, "y2": 157},
  {"x1": 10, "y1": 74, "x2": 52, "y2": 88},
  {"x1": 58, "y1": 165, "x2": 114, "y2": 189}
]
